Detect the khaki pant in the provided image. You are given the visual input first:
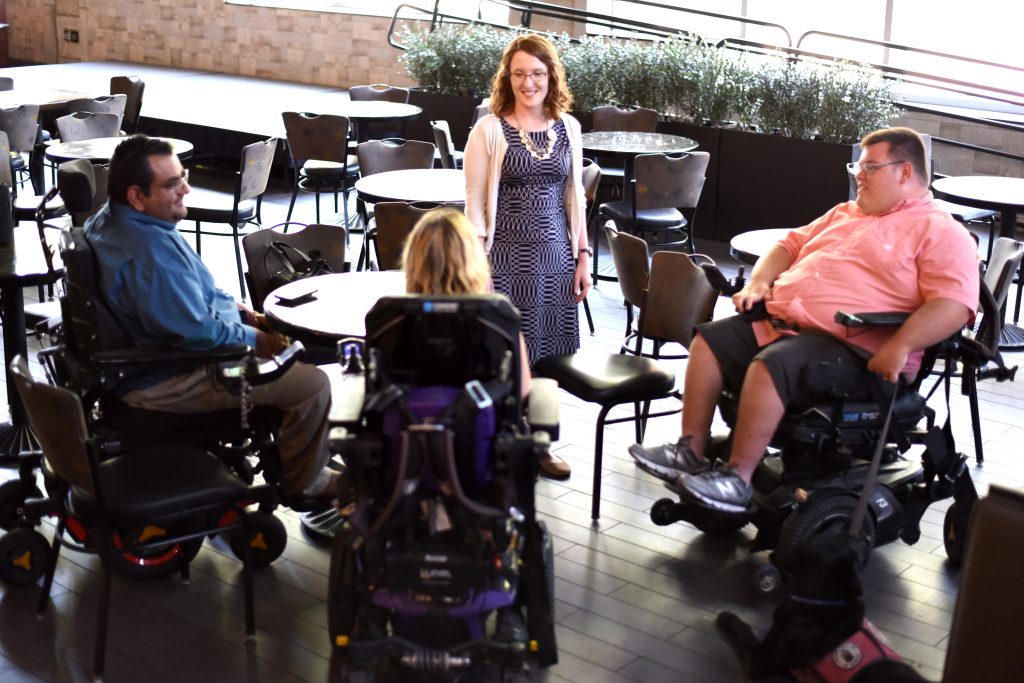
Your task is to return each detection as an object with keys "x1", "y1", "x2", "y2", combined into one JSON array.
[{"x1": 121, "y1": 361, "x2": 333, "y2": 497}]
